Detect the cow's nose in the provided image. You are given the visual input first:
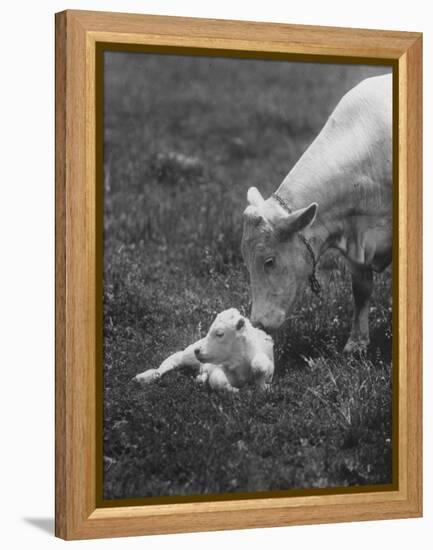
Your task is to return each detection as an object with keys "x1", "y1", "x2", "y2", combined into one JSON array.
[{"x1": 194, "y1": 348, "x2": 200, "y2": 357}]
